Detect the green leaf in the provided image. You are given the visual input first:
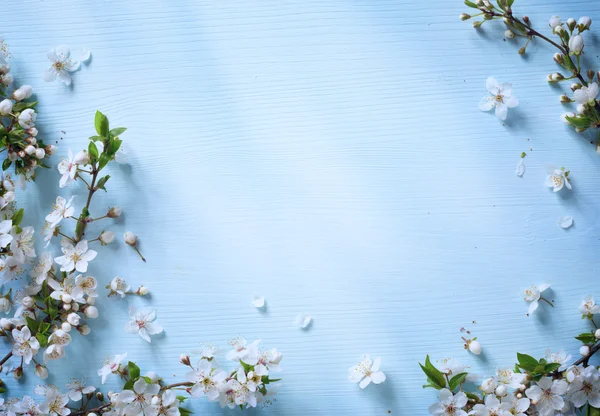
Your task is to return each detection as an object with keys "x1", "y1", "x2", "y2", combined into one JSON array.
[
  {"x1": 419, "y1": 356, "x2": 447, "y2": 389},
  {"x1": 239, "y1": 360, "x2": 254, "y2": 373},
  {"x1": 464, "y1": 0, "x2": 478, "y2": 8},
  {"x1": 89, "y1": 135, "x2": 104, "y2": 142},
  {"x1": 98, "y1": 154, "x2": 111, "y2": 170},
  {"x1": 179, "y1": 408, "x2": 193, "y2": 416},
  {"x1": 109, "y1": 127, "x2": 127, "y2": 137},
  {"x1": 95, "y1": 175, "x2": 110, "y2": 192},
  {"x1": 576, "y1": 333, "x2": 596, "y2": 344},
  {"x1": 507, "y1": 0, "x2": 514, "y2": 7},
  {"x1": 128, "y1": 361, "x2": 140, "y2": 379},
  {"x1": 545, "y1": 363, "x2": 561, "y2": 372},
  {"x1": 589, "y1": 406, "x2": 600, "y2": 416},
  {"x1": 565, "y1": 115, "x2": 591, "y2": 129},
  {"x1": 12, "y1": 208, "x2": 24, "y2": 226},
  {"x1": 448, "y1": 373, "x2": 468, "y2": 391},
  {"x1": 517, "y1": 353, "x2": 539, "y2": 372},
  {"x1": 123, "y1": 379, "x2": 134, "y2": 390},
  {"x1": 465, "y1": 392, "x2": 481, "y2": 401},
  {"x1": 107, "y1": 137, "x2": 122, "y2": 156},
  {"x1": 25, "y1": 316, "x2": 38, "y2": 333},
  {"x1": 36, "y1": 333, "x2": 48, "y2": 347},
  {"x1": 48, "y1": 306, "x2": 58, "y2": 320},
  {"x1": 12, "y1": 101, "x2": 38, "y2": 113},
  {"x1": 95, "y1": 110, "x2": 109, "y2": 137},
  {"x1": 2, "y1": 159, "x2": 11, "y2": 171},
  {"x1": 88, "y1": 142, "x2": 99, "y2": 163},
  {"x1": 176, "y1": 396, "x2": 188, "y2": 403}
]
